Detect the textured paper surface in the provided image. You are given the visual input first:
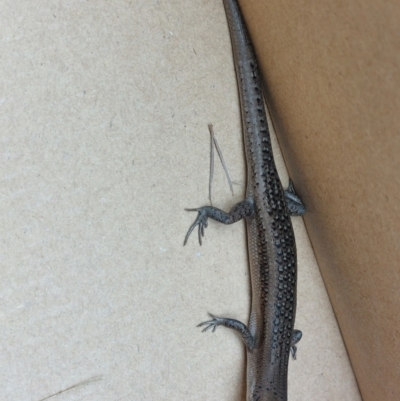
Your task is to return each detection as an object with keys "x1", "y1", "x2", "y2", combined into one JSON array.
[{"x1": 1, "y1": 0, "x2": 360, "y2": 400}]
